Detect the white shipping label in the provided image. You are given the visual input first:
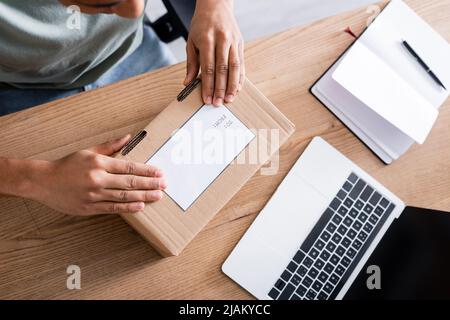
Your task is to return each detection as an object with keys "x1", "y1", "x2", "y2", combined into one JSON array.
[{"x1": 147, "y1": 104, "x2": 255, "y2": 211}]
